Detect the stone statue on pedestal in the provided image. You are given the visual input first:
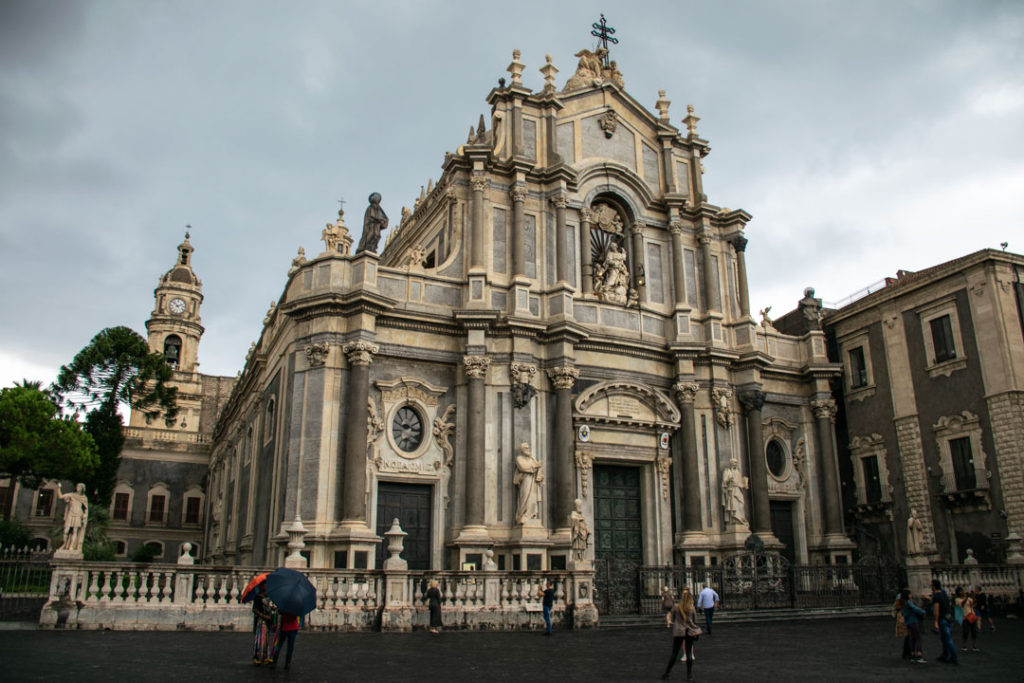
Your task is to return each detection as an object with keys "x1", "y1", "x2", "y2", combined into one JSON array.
[
  {"x1": 513, "y1": 443, "x2": 543, "y2": 524},
  {"x1": 57, "y1": 483, "x2": 88, "y2": 553},
  {"x1": 356, "y1": 192, "x2": 388, "y2": 254},
  {"x1": 906, "y1": 508, "x2": 924, "y2": 556},
  {"x1": 721, "y1": 458, "x2": 748, "y2": 526},
  {"x1": 570, "y1": 498, "x2": 590, "y2": 562}
]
